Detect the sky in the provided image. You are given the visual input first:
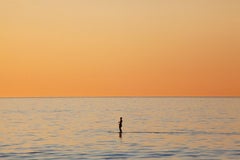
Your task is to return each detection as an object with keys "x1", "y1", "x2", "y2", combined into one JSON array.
[{"x1": 0, "y1": 0, "x2": 240, "y2": 97}]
